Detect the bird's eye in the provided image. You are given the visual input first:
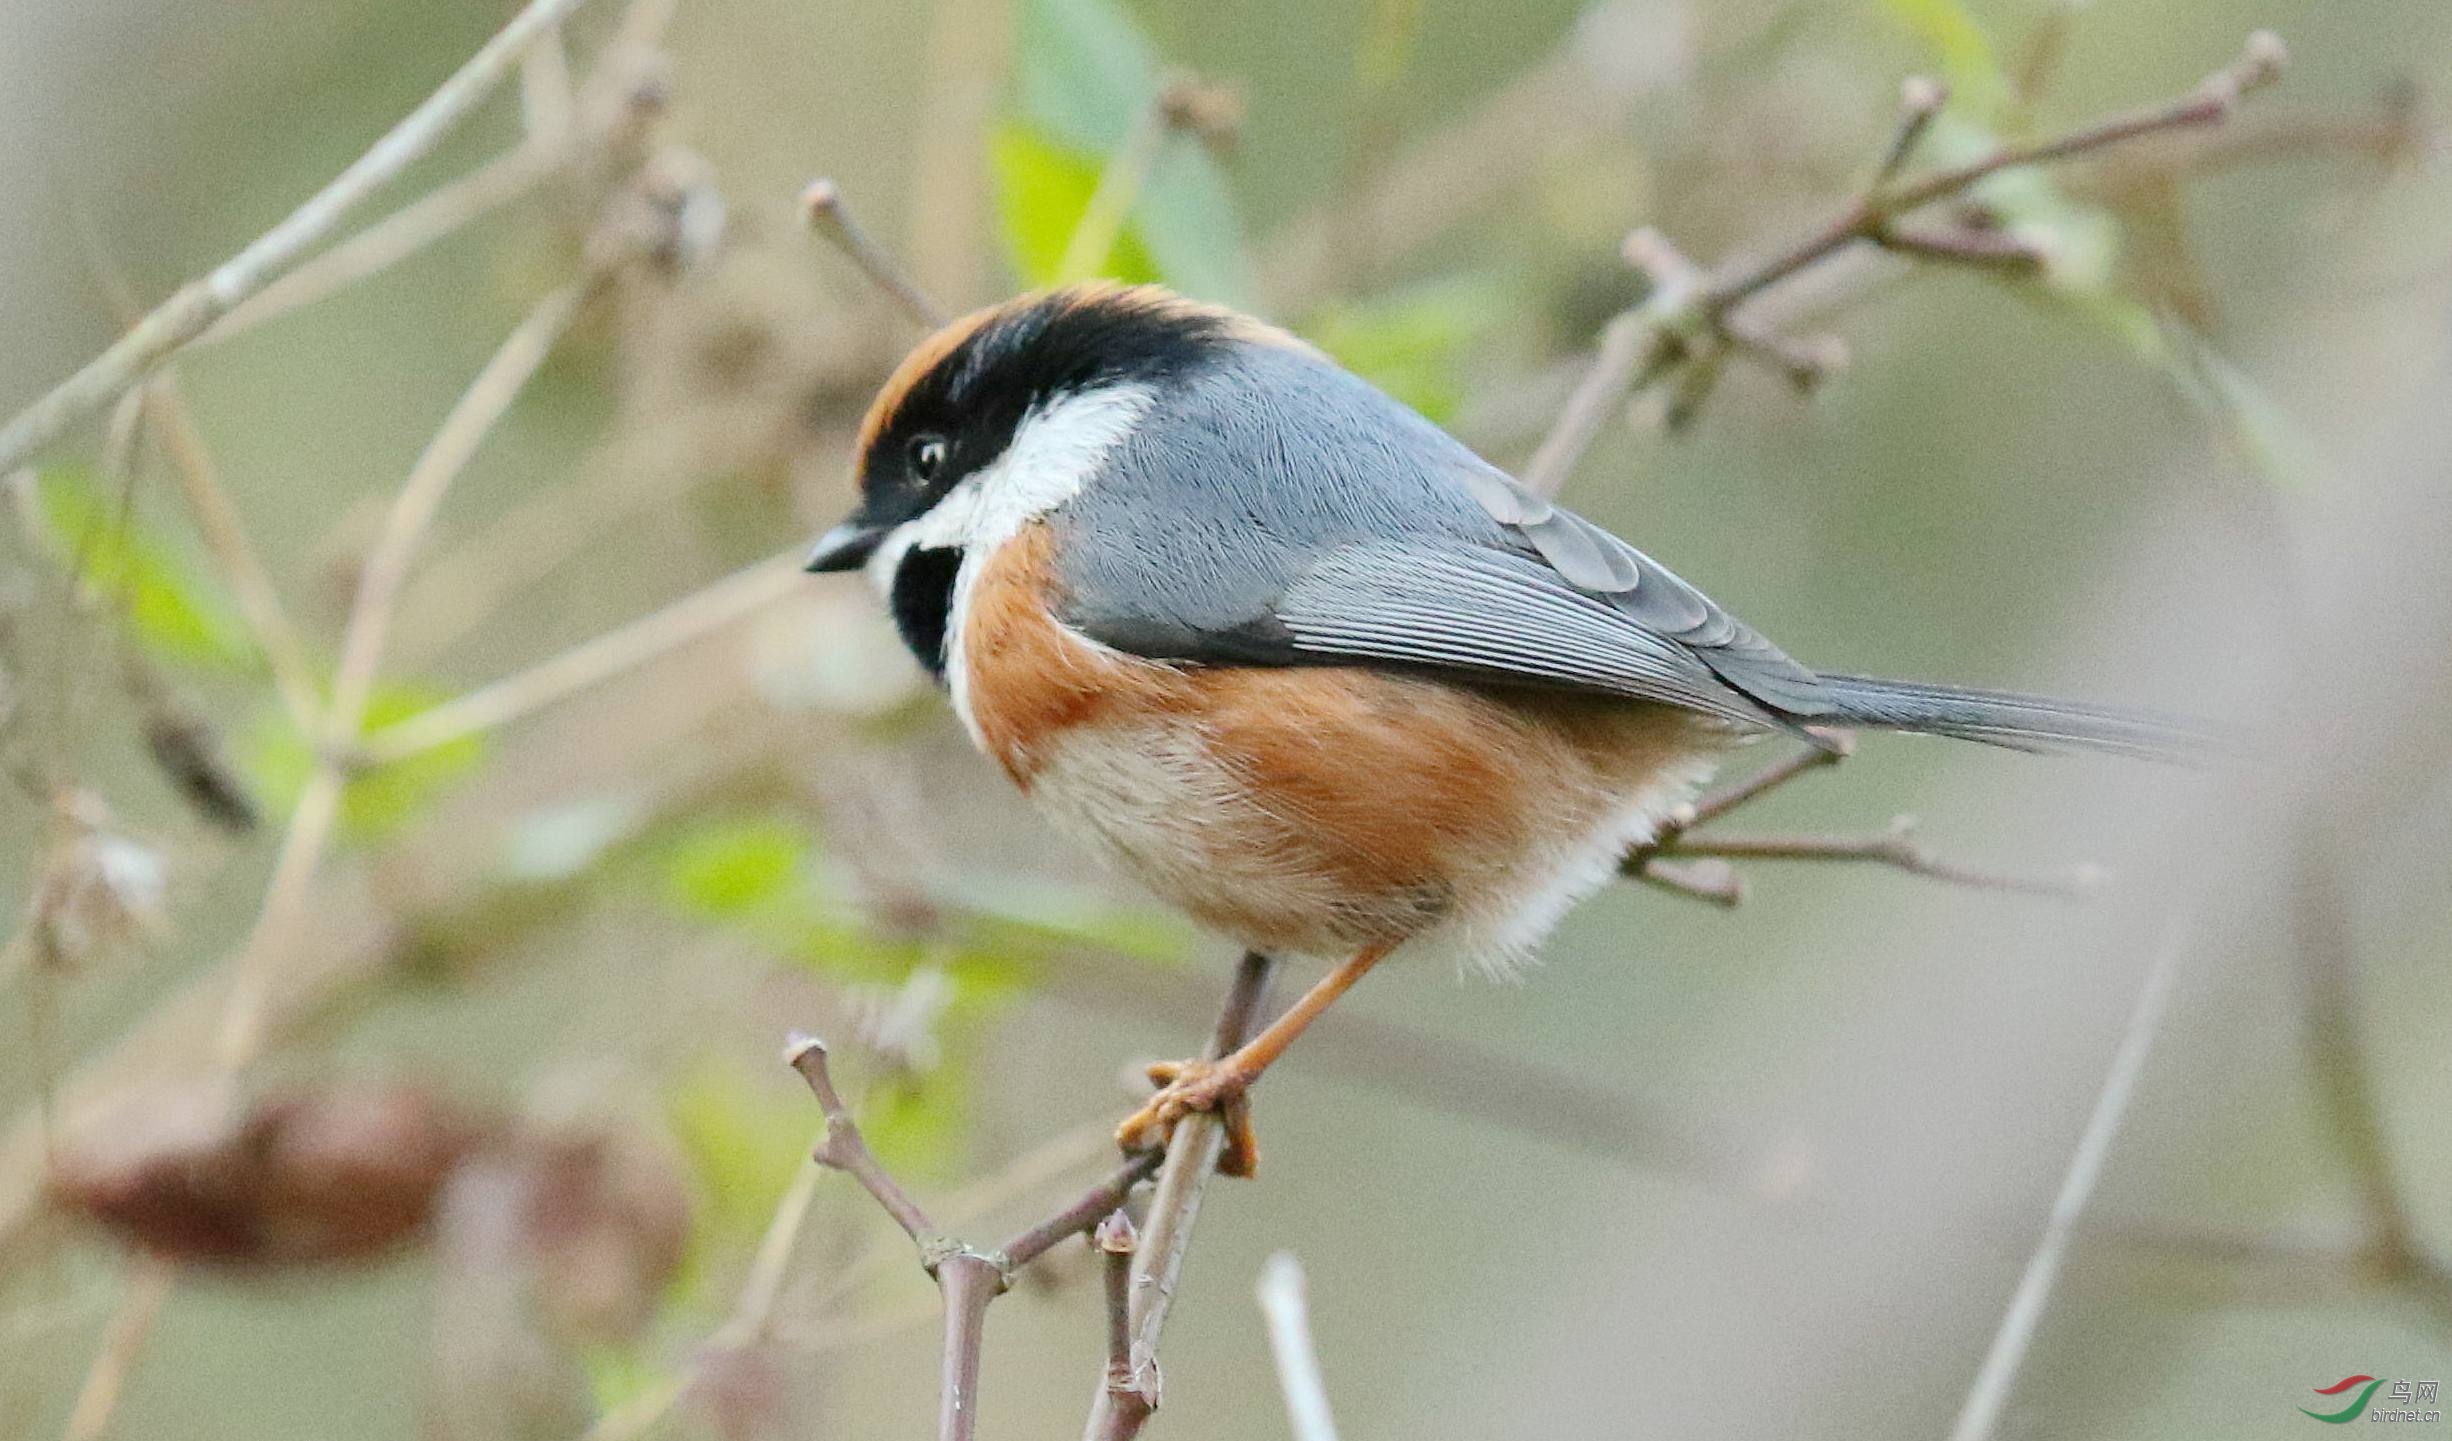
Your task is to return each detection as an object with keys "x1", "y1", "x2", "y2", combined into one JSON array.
[{"x1": 907, "y1": 434, "x2": 949, "y2": 484}]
